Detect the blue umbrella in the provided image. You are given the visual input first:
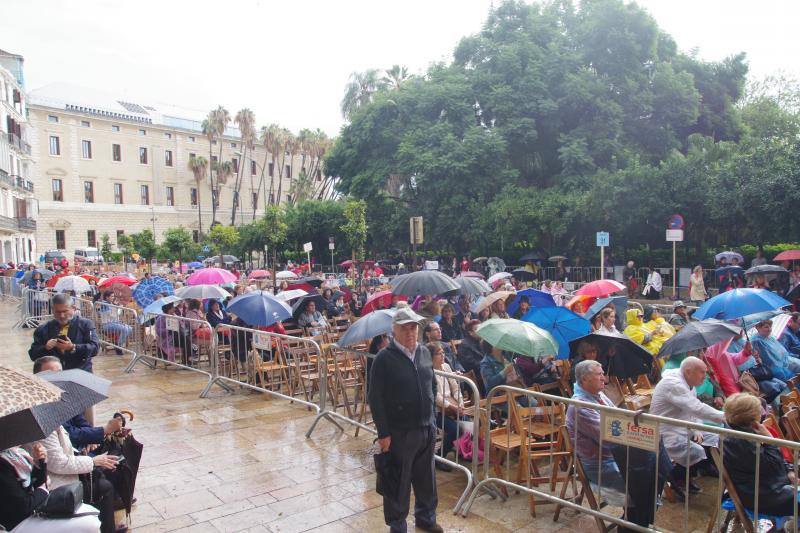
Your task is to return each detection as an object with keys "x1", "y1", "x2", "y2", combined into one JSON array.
[
  {"x1": 188, "y1": 261, "x2": 204, "y2": 269},
  {"x1": 506, "y1": 288, "x2": 556, "y2": 317},
  {"x1": 583, "y1": 296, "x2": 628, "y2": 329},
  {"x1": 132, "y1": 276, "x2": 174, "y2": 308},
  {"x1": 227, "y1": 291, "x2": 292, "y2": 327},
  {"x1": 139, "y1": 295, "x2": 183, "y2": 323},
  {"x1": 337, "y1": 309, "x2": 396, "y2": 347},
  {"x1": 521, "y1": 306, "x2": 590, "y2": 359},
  {"x1": 693, "y1": 288, "x2": 791, "y2": 321}
]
